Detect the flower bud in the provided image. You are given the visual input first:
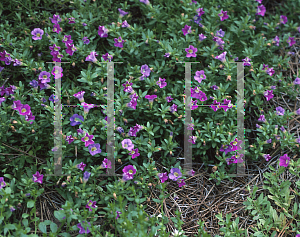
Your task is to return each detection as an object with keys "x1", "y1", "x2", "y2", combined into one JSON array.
[{"x1": 113, "y1": 193, "x2": 117, "y2": 200}]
